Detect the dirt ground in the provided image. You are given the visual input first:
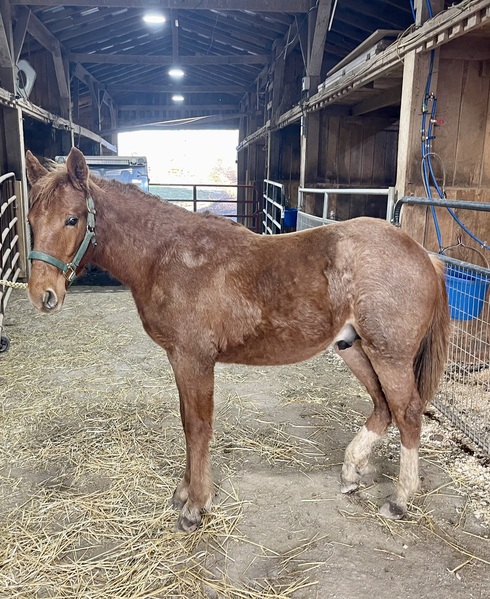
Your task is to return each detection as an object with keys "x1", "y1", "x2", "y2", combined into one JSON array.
[{"x1": 0, "y1": 287, "x2": 489, "y2": 598}]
